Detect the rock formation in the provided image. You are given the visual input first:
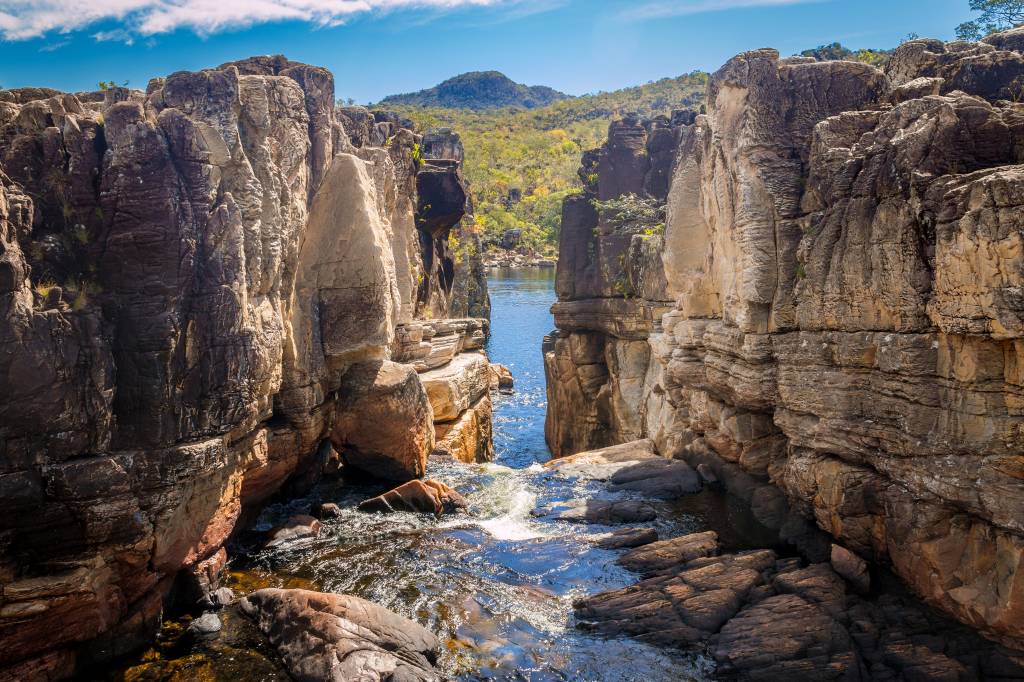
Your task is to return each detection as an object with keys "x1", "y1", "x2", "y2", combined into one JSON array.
[
  {"x1": 240, "y1": 588, "x2": 441, "y2": 681},
  {"x1": 357, "y1": 479, "x2": 468, "y2": 515},
  {"x1": 0, "y1": 56, "x2": 491, "y2": 678},
  {"x1": 545, "y1": 30, "x2": 1024, "y2": 649}
]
